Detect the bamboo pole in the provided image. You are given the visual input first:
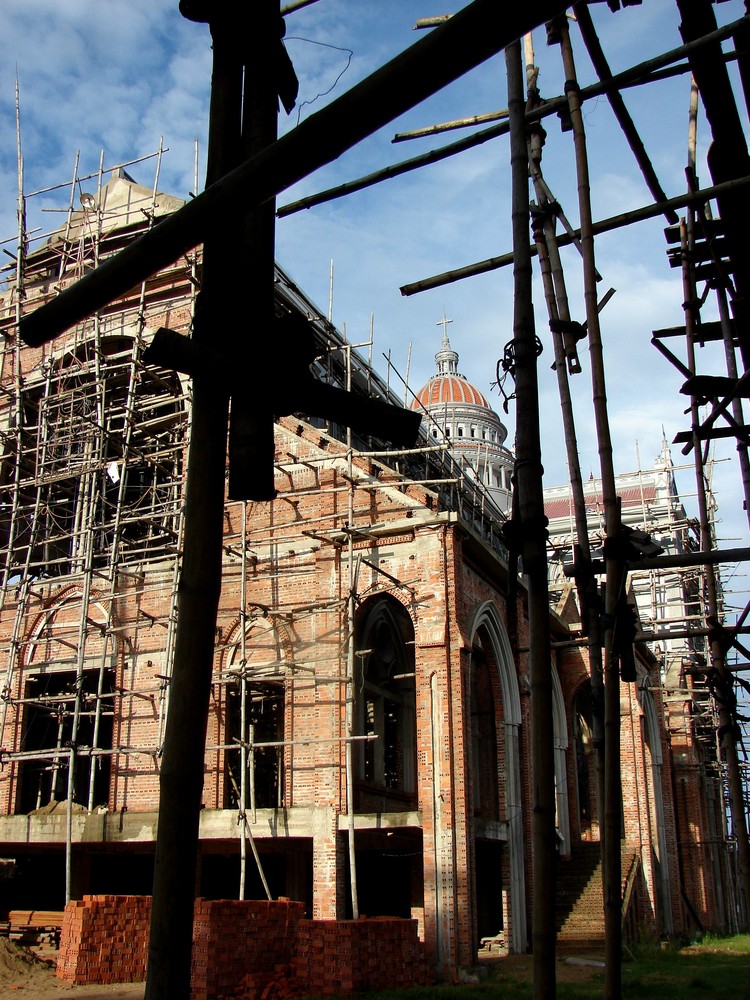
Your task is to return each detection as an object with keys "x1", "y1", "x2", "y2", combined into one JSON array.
[
  {"x1": 144, "y1": 9, "x2": 247, "y2": 998},
  {"x1": 563, "y1": 545, "x2": 750, "y2": 574},
  {"x1": 530, "y1": 169, "x2": 607, "y2": 846},
  {"x1": 556, "y1": 18, "x2": 625, "y2": 999},
  {"x1": 345, "y1": 344, "x2": 360, "y2": 920},
  {"x1": 523, "y1": 25, "x2": 607, "y2": 837},
  {"x1": 572, "y1": 2, "x2": 678, "y2": 225},
  {"x1": 239, "y1": 502, "x2": 249, "y2": 899},
  {"x1": 682, "y1": 63, "x2": 750, "y2": 925},
  {"x1": 278, "y1": 15, "x2": 749, "y2": 221},
  {"x1": 400, "y1": 174, "x2": 750, "y2": 296},
  {"x1": 506, "y1": 38, "x2": 556, "y2": 999}
]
